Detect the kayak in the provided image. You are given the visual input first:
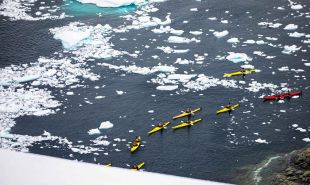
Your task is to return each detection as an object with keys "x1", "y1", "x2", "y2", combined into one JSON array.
[
  {"x1": 105, "y1": 163, "x2": 112, "y2": 166},
  {"x1": 173, "y1": 108, "x2": 201, "y2": 120},
  {"x1": 147, "y1": 121, "x2": 171, "y2": 135},
  {"x1": 224, "y1": 69, "x2": 256, "y2": 77},
  {"x1": 130, "y1": 136, "x2": 141, "y2": 153},
  {"x1": 172, "y1": 118, "x2": 203, "y2": 129},
  {"x1": 216, "y1": 104, "x2": 240, "y2": 114},
  {"x1": 132, "y1": 162, "x2": 145, "y2": 171},
  {"x1": 263, "y1": 91, "x2": 302, "y2": 101}
]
